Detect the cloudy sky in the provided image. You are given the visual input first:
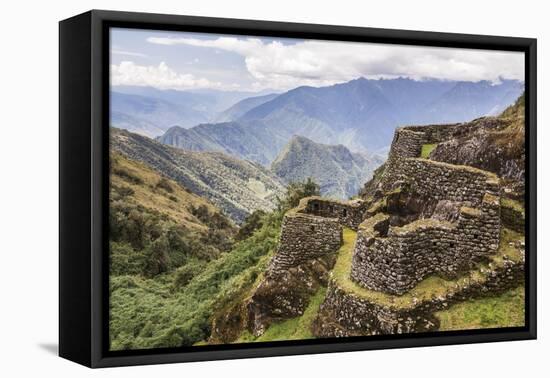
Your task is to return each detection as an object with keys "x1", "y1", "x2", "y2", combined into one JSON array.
[{"x1": 110, "y1": 27, "x2": 525, "y2": 93}]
